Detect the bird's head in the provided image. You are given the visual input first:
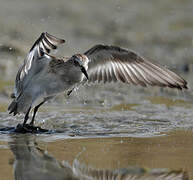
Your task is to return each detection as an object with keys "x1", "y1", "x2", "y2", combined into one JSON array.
[{"x1": 71, "y1": 54, "x2": 89, "y2": 80}]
